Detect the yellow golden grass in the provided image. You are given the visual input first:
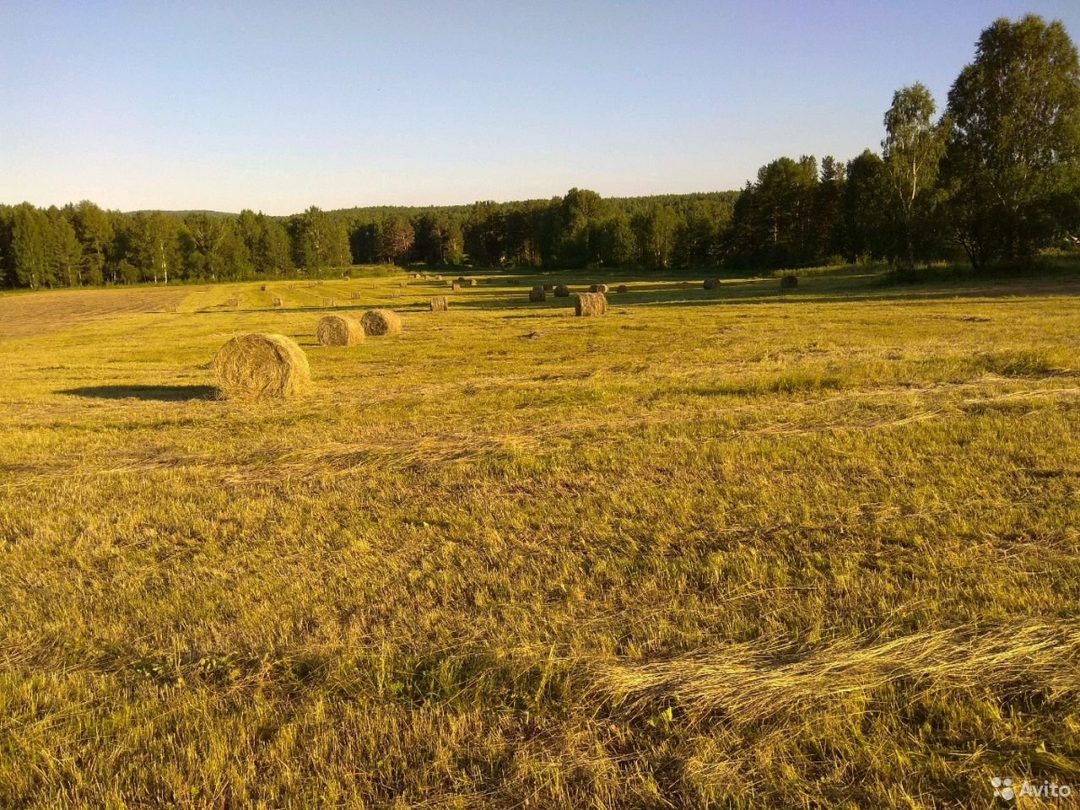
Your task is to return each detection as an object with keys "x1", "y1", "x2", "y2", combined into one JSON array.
[
  {"x1": 1, "y1": 263, "x2": 1078, "y2": 807},
  {"x1": 315, "y1": 314, "x2": 365, "y2": 347},
  {"x1": 213, "y1": 332, "x2": 310, "y2": 400}
]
